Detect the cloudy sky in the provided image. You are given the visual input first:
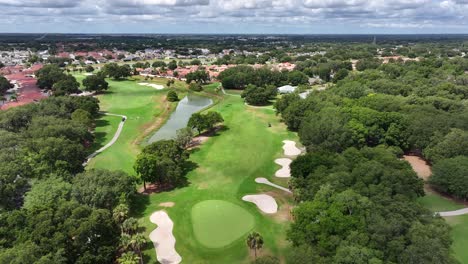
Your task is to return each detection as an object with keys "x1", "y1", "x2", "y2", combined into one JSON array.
[{"x1": 0, "y1": 0, "x2": 467, "y2": 34}]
